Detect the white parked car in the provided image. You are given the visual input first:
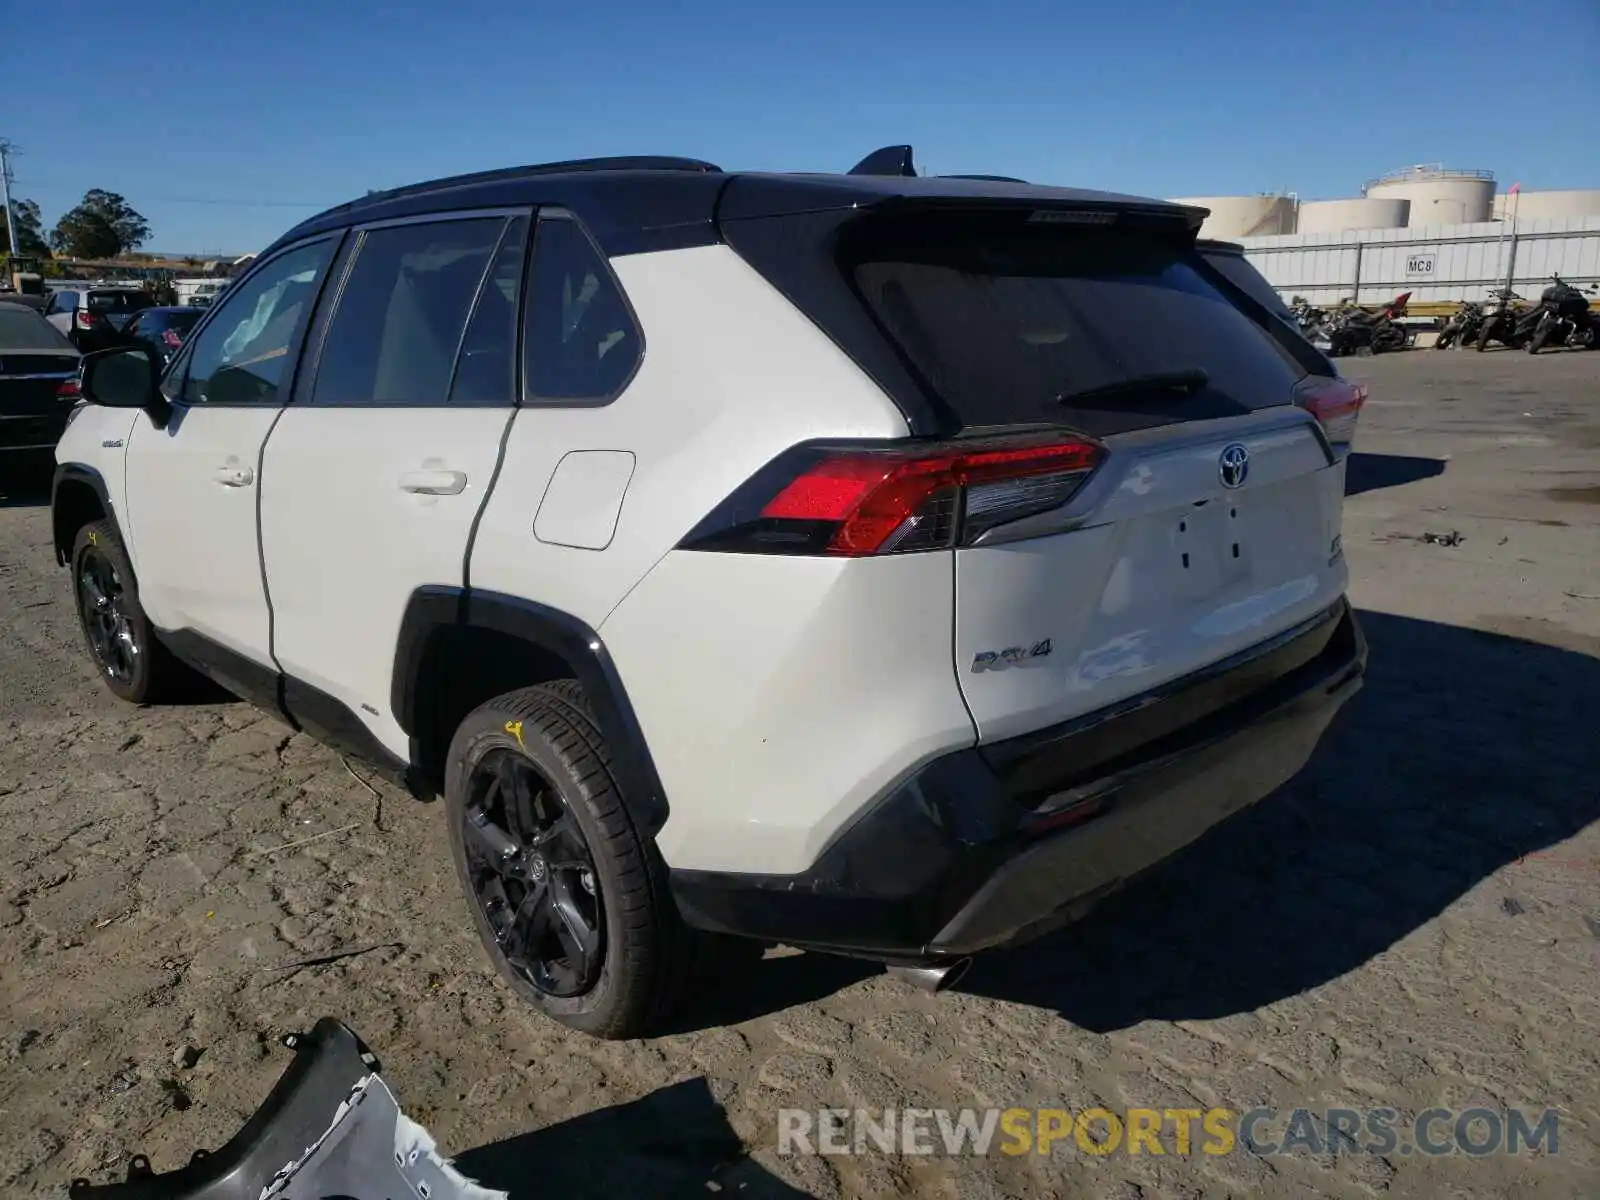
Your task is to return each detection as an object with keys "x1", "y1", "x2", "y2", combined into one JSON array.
[{"x1": 51, "y1": 148, "x2": 1367, "y2": 1038}]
